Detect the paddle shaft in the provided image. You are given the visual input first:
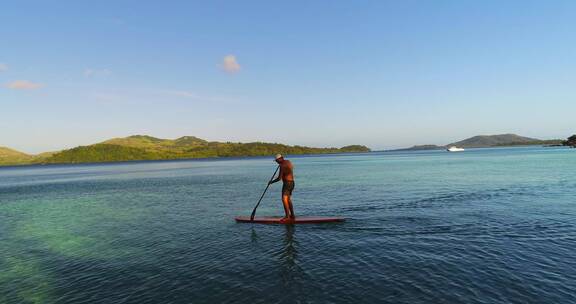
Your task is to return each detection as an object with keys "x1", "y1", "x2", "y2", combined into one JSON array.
[{"x1": 250, "y1": 165, "x2": 280, "y2": 221}]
